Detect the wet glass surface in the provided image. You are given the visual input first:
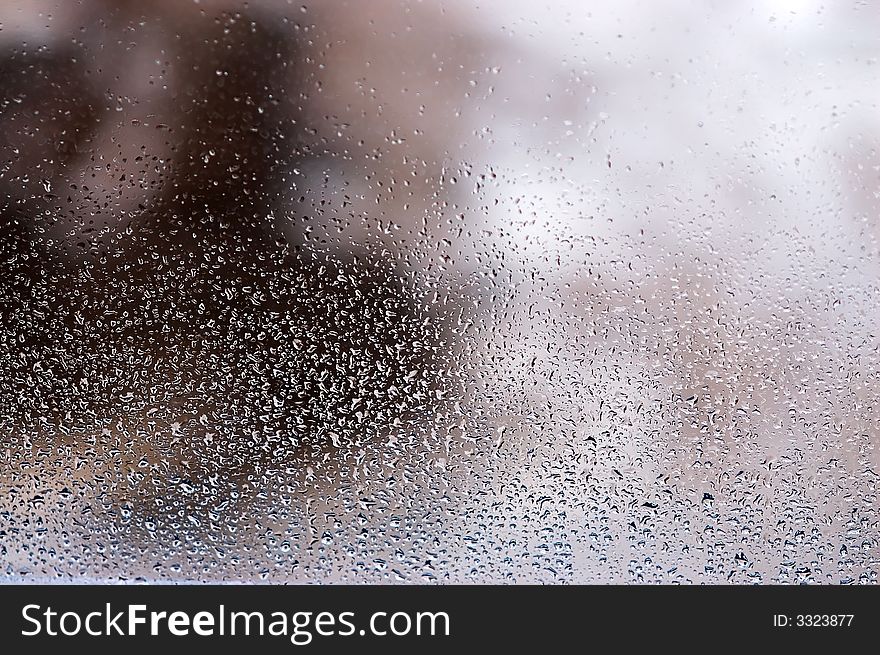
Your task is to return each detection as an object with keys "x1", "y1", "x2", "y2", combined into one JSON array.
[{"x1": 1, "y1": 0, "x2": 879, "y2": 583}]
